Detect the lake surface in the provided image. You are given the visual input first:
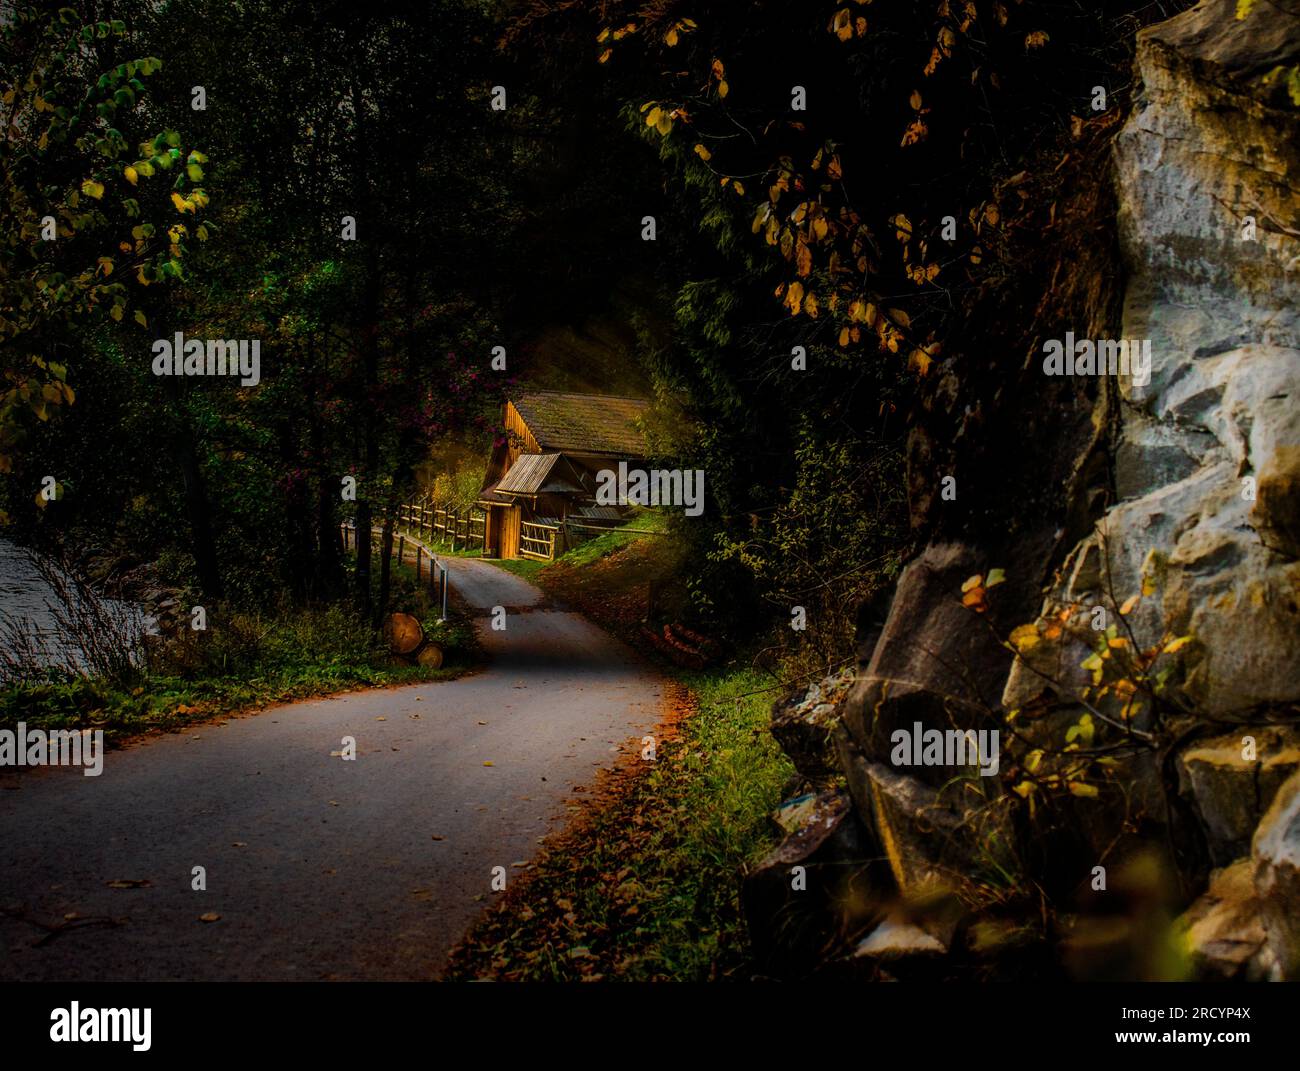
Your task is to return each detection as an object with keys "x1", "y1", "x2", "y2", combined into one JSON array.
[{"x1": 0, "y1": 537, "x2": 150, "y2": 677}]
